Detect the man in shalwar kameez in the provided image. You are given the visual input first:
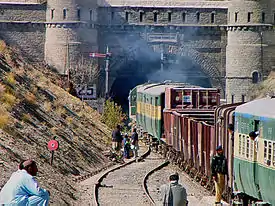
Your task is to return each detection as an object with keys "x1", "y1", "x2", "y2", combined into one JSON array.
[{"x1": 0, "y1": 160, "x2": 50, "y2": 206}]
